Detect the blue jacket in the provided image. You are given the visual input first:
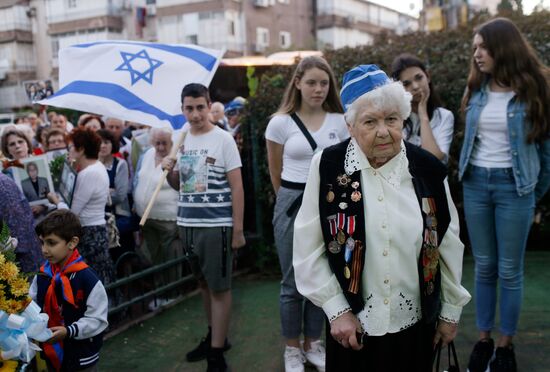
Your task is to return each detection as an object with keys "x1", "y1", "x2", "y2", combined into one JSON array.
[
  {"x1": 33, "y1": 267, "x2": 108, "y2": 371},
  {"x1": 458, "y1": 86, "x2": 550, "y2": 201}
]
